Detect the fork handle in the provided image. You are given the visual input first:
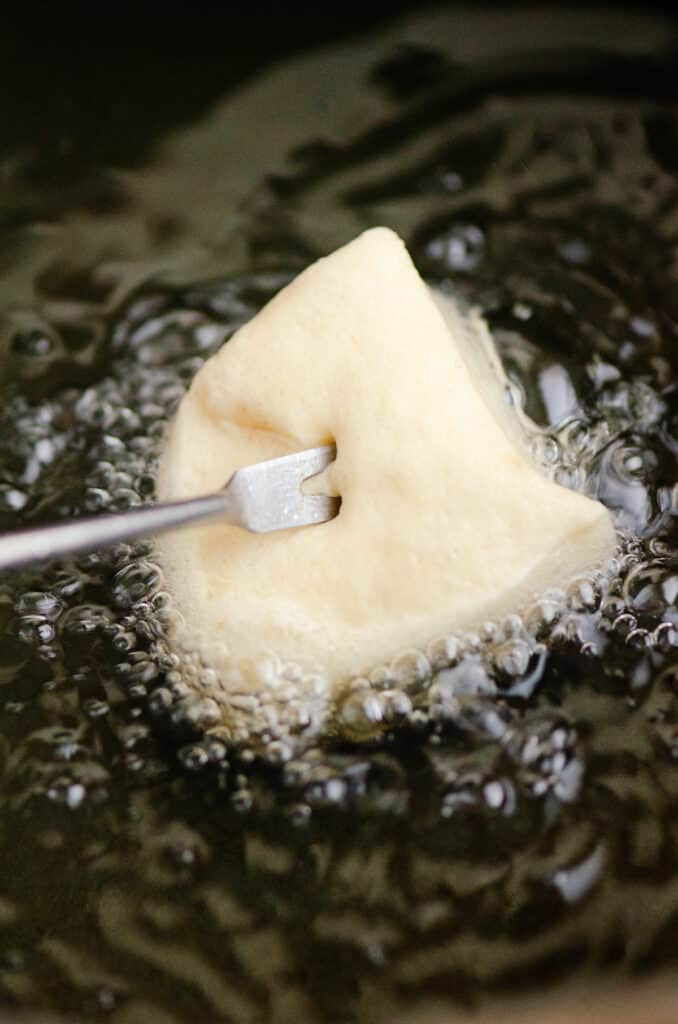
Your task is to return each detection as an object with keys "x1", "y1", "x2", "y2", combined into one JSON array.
[{"x1": 0, "y1": 491, "x2": 235, "y2": 572}]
